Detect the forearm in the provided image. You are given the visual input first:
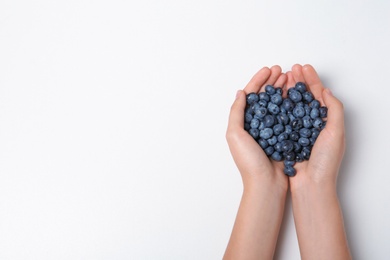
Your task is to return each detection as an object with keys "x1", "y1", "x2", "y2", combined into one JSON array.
[
  {"x1": 291, "y1": 181, "x2": 351, "y2": 260},
  {"x1": 224, "y1": 183, "x2": 287, "y2": 260}
]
